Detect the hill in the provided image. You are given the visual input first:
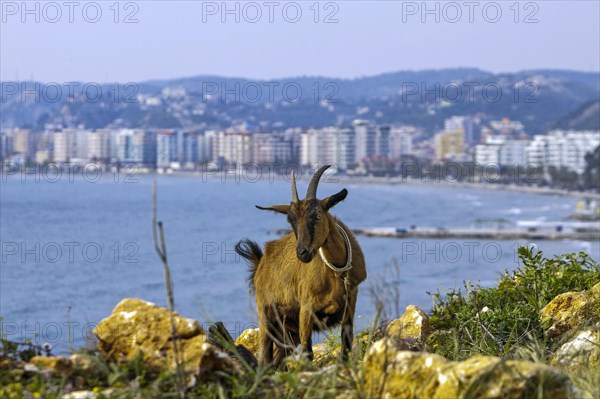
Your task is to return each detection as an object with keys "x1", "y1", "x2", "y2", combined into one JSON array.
[
  {"x1": 553, "y1": 99, "x2": 600, "y2": 131},
  {"x1": 1, "y1": 69, "x2": 598, "y2": 134}
]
